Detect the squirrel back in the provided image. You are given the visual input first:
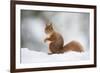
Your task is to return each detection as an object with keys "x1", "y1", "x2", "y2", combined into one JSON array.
[{"x1": 44, "y1": 23, "x2": 84, "y2": 54}]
